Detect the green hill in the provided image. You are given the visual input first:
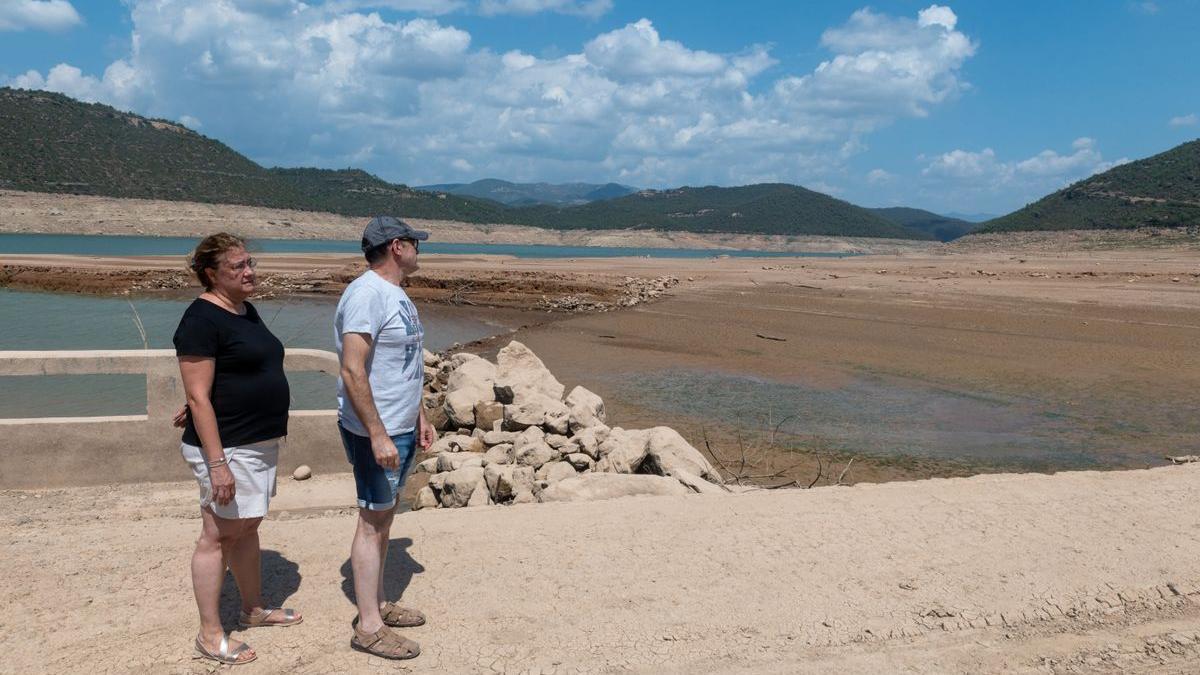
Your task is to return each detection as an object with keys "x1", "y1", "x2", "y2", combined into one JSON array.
[
  {"x1": 509, "y1": 184, "x2": 932, "y2": 239},
  {"x1": 418, "y1": 178, "x2": 637, "y2": 206},
  {"x1": 868, "y1": 207, "x2": 976, "y2": 241},
  {"x1": 0, "y1": 87, "x2": 929, "y2": 239},
  {"x1": 979, "y1": 140, "x2": 1200, "y2": 233},
  {"x1": 0, "y1": 88, "x2": 505, "y2": 220}
]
